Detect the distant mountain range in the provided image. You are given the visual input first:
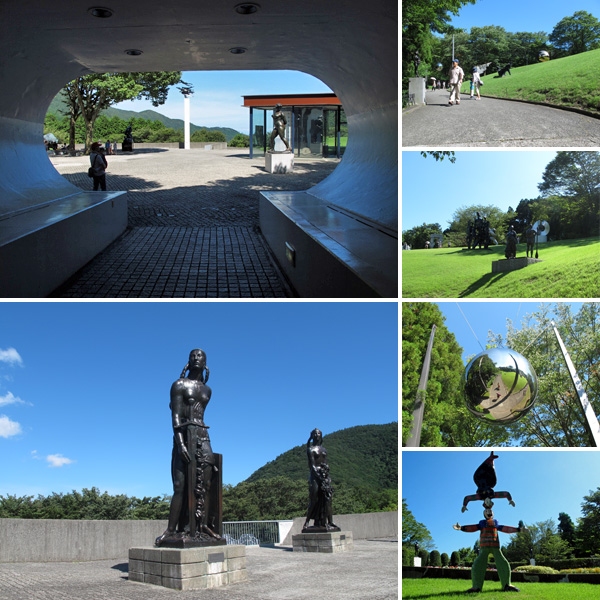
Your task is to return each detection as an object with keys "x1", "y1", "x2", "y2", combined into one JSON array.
[{"x1": 47, "y1": 93, "x2": 242, "y2": 142}]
